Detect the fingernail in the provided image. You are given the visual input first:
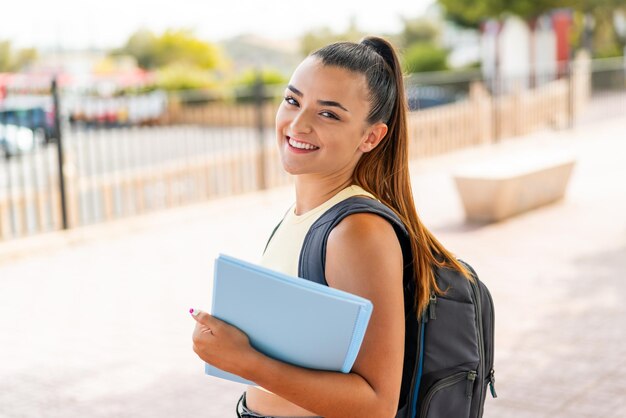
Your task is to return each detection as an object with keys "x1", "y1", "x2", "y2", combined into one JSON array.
[{"x1": 189, "y1": 308, "x2": 199, "y2": 317}]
